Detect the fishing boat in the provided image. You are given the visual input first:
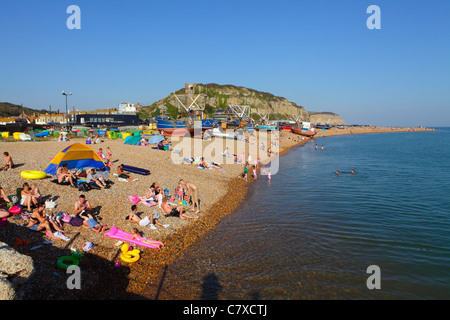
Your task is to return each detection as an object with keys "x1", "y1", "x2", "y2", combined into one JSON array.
[
  {"x1": 277, "y1": 121, "x2": 296, "y2": 131},
  {"x1": 291, "y1": 126, "x2": 317, "y2": 137},
  {"x1": 256, "y1": 124, "x2": 276, "y2": 130},
  {"x1": 200, "y1": 119, "x2": 219, "y2": 130},
  {"x1": 156, "y1": 118, "x2": 194, "y2": 137}
]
